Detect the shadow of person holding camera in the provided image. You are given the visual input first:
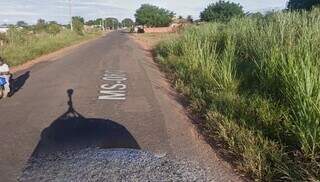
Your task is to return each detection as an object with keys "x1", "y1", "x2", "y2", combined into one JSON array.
[{"x1": 31, "y1": 89, "x2": 140, "y2": 157}]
